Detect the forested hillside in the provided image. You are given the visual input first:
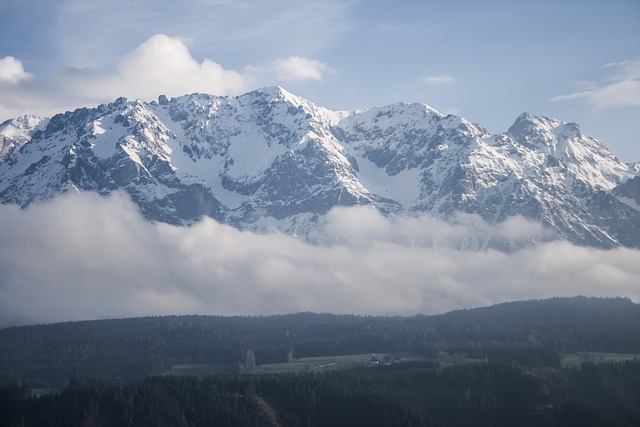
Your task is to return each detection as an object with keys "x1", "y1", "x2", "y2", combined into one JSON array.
[
  {"x1": 1, "y1": 297, "x2": 640, "y2": 426},
  {"x1": 1, "y1": 297, "x2": 638, "y2": 388},
  {"x1": 2, "y1": 360, "x2": 640, "y2": 426}
]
